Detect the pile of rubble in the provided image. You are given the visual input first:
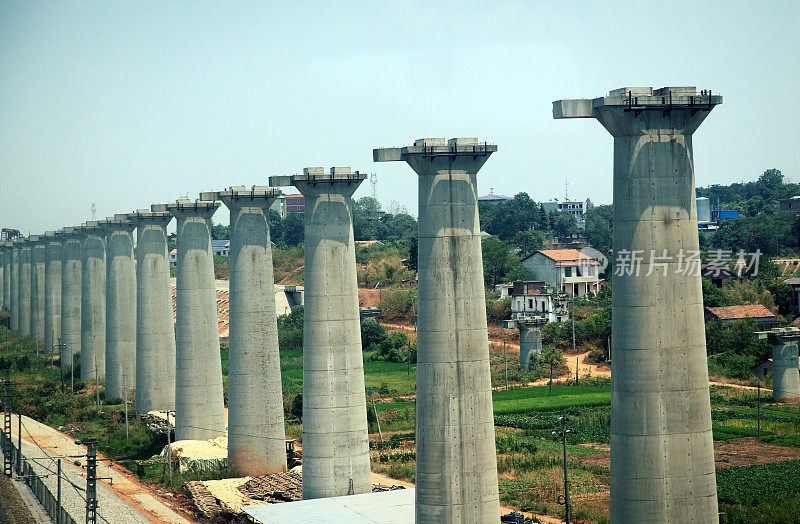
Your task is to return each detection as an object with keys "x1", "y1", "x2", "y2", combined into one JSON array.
[{"x1": 186, "y1": 470, "x2": 405, "y2": 519}]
